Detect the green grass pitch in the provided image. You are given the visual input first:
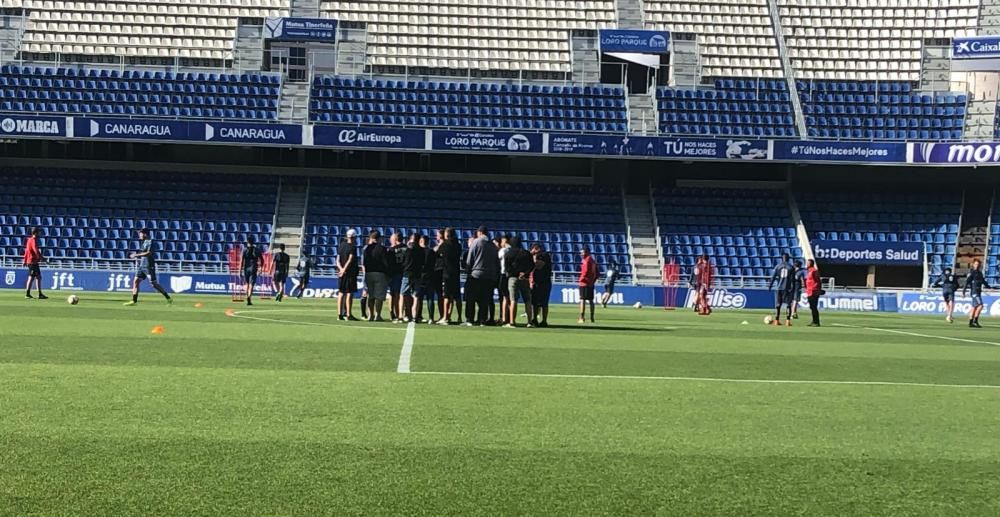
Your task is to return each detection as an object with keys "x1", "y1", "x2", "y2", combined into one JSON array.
[{"x1": 1, "y1": 291, "x2": 999, "y2": 515}]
